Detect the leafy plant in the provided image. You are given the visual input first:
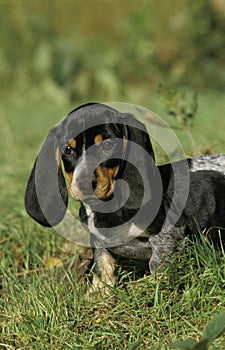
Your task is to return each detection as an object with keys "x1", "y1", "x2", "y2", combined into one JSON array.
[
  {"x1": 158, "y1": 85, "x2": 200, "y2": 154},
  {"x1": 169, "y1": 312, "x2": 225, "y2": 350}
]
